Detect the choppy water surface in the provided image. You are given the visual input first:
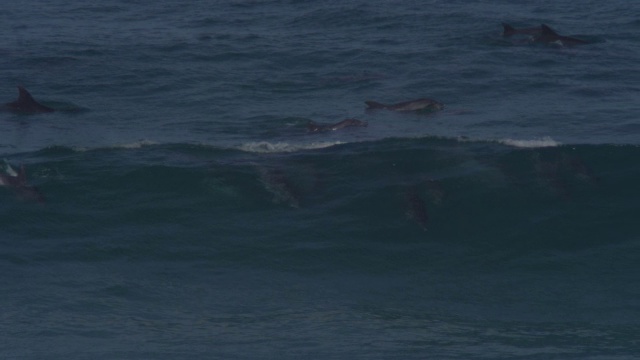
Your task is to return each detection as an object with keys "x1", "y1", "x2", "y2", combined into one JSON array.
[{"x1": 1, "y1": 1, "x2": 639, "y2": 358}]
